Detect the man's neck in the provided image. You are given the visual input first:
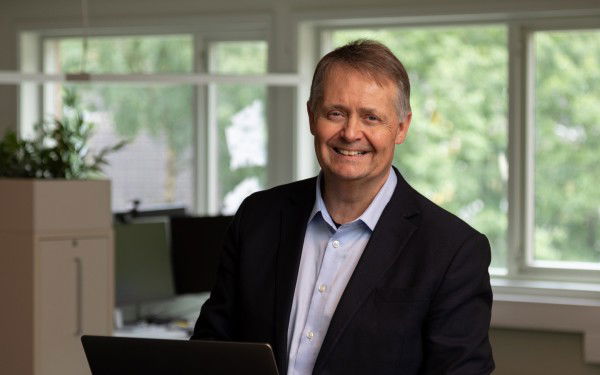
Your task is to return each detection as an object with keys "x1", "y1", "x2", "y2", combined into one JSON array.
[{"x1": 321, "y1": 169, "x2": 391, "y2": 225}]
